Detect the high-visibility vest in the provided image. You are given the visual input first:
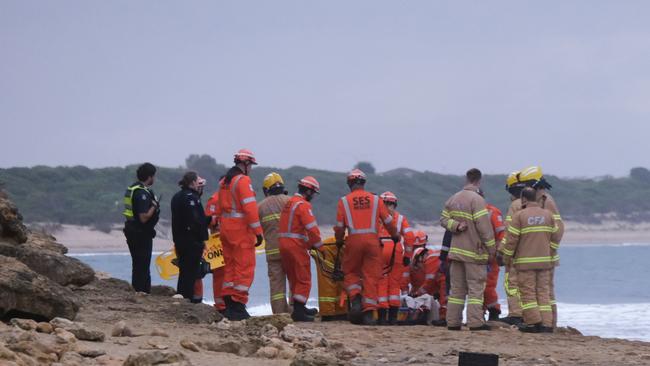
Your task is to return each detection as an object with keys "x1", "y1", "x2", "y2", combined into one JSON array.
[{"x1": 123, "y1": 183, "x2": 151, "y2": 220}]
